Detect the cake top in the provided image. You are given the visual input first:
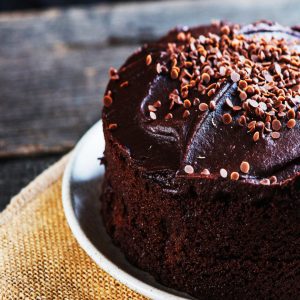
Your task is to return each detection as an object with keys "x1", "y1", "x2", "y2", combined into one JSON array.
[{"x1": 102, "y1": 21, "x2": 300, "y2": 185}]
